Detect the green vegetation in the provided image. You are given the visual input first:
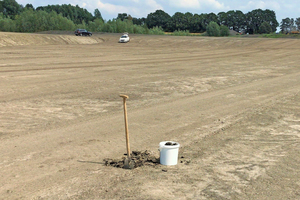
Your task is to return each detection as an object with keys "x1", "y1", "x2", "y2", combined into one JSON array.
[
  {"x1": 171, "y1": 30, "x2": 192, "y2": 36},
  {"x1": 220, "y1": 25, "x2": 230, "y2": 36},
  {"x1": 147, "y1": 9, "x2": 279, "y2": 34},
  {"x1": 0, "y1": 13, "x2": 16, "y2": 32},
  {"x1": 206, "y1": 22, "x2": 220, "y2": 37},
  {"x1": 0, "y1": 0, "x2": 299, "y2": 37},
  {"x1": 259, "y1": 22, "x2": 272, "y2": 34},
  {"x1": 0, "y1": 9, "x2": 76, "y2": 32},
  {"x1": 85, "y1": 19, "x2": 164, "y2": 34},
  {"x1": 16, "y1": 9, "x2": 76, "y2": 32},
  {"x1": 148, "y1": 26, "x2": 165, "y2": 35},
  {"x1": 262, "y1": 33, "x2": 300, "y2": 38},
  {"x1": 280, "y1": 17, "x2": 300, "y2": 33},
  {"x1": 204, "y1": 23, "x2": 229, "y2": 37},
  {"x1": 36, "y1": 4, "x2": 94, "y2": 24}
]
